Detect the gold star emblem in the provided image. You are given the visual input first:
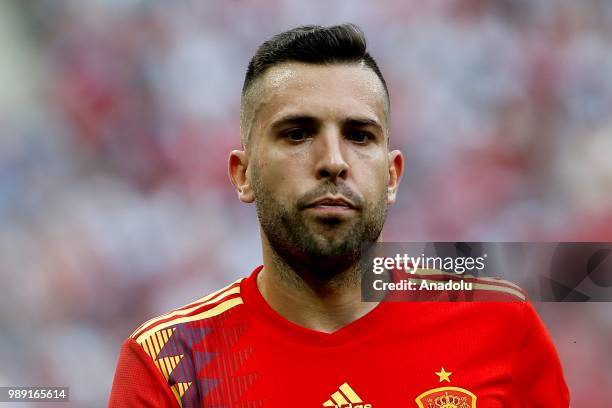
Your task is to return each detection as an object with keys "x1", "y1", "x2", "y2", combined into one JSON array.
[{"x1": 435, "y1": 367, "x2": 452, "y2": 383}]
